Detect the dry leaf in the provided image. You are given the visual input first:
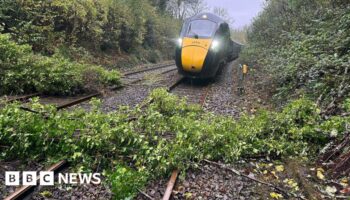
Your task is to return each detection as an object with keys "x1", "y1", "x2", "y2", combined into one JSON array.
[
  {"x1": 325, "y1": 186, "x2": 337, "y2": 195},
  {"x1": 271, "y1": 171, "x2": 279, "y2": 179},
  {"x1": 340, "y1": 178, "x2": 349, "y2": 187},
  {"x1": 284, "y1": 178, "x2": 299, "y2": 191},
  {"x1": 275, "y1": 165, "x2": 284, "y2": 172},
  {"x1": 316, "y1": 168, "x2": 325, "y2": 180},
  {"x1": 270, "y1": 192, "x2": 283, "y2": 199},
  {"x1": 184, "y1": 192, "x2": 193, "y2": 199}
]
